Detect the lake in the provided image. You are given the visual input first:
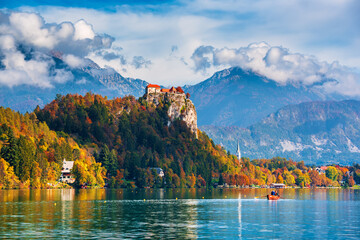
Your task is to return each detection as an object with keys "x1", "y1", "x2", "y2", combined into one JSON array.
[{"x1": 0, "y1": 188, "x2": 359, "y2": 239}]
